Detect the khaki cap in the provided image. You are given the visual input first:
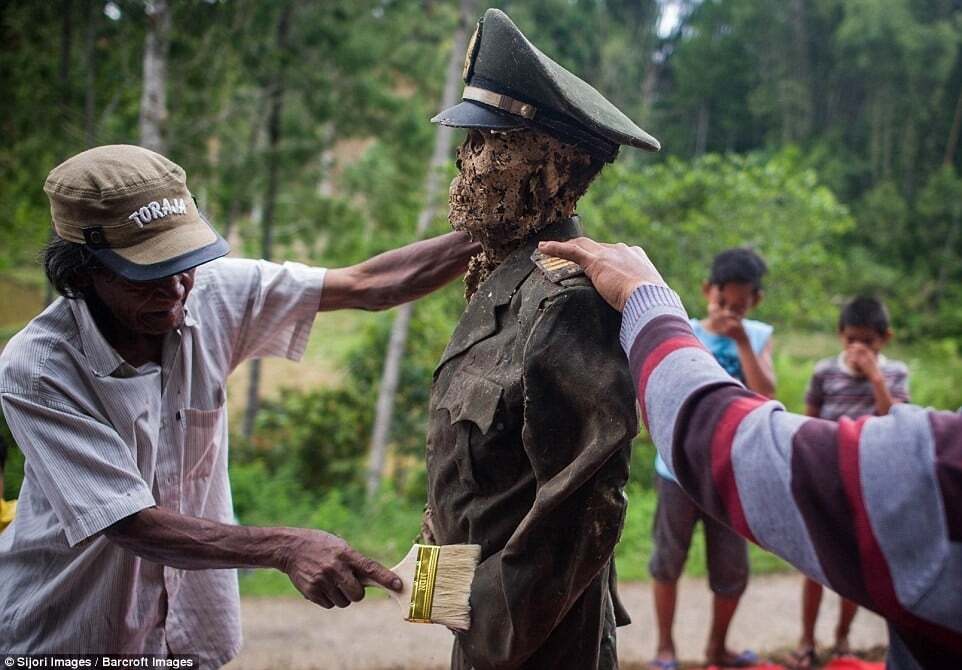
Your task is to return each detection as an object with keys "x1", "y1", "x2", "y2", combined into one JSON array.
[{"x1": 44, "y1": 144, "x2": 229, "y2": 281}]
